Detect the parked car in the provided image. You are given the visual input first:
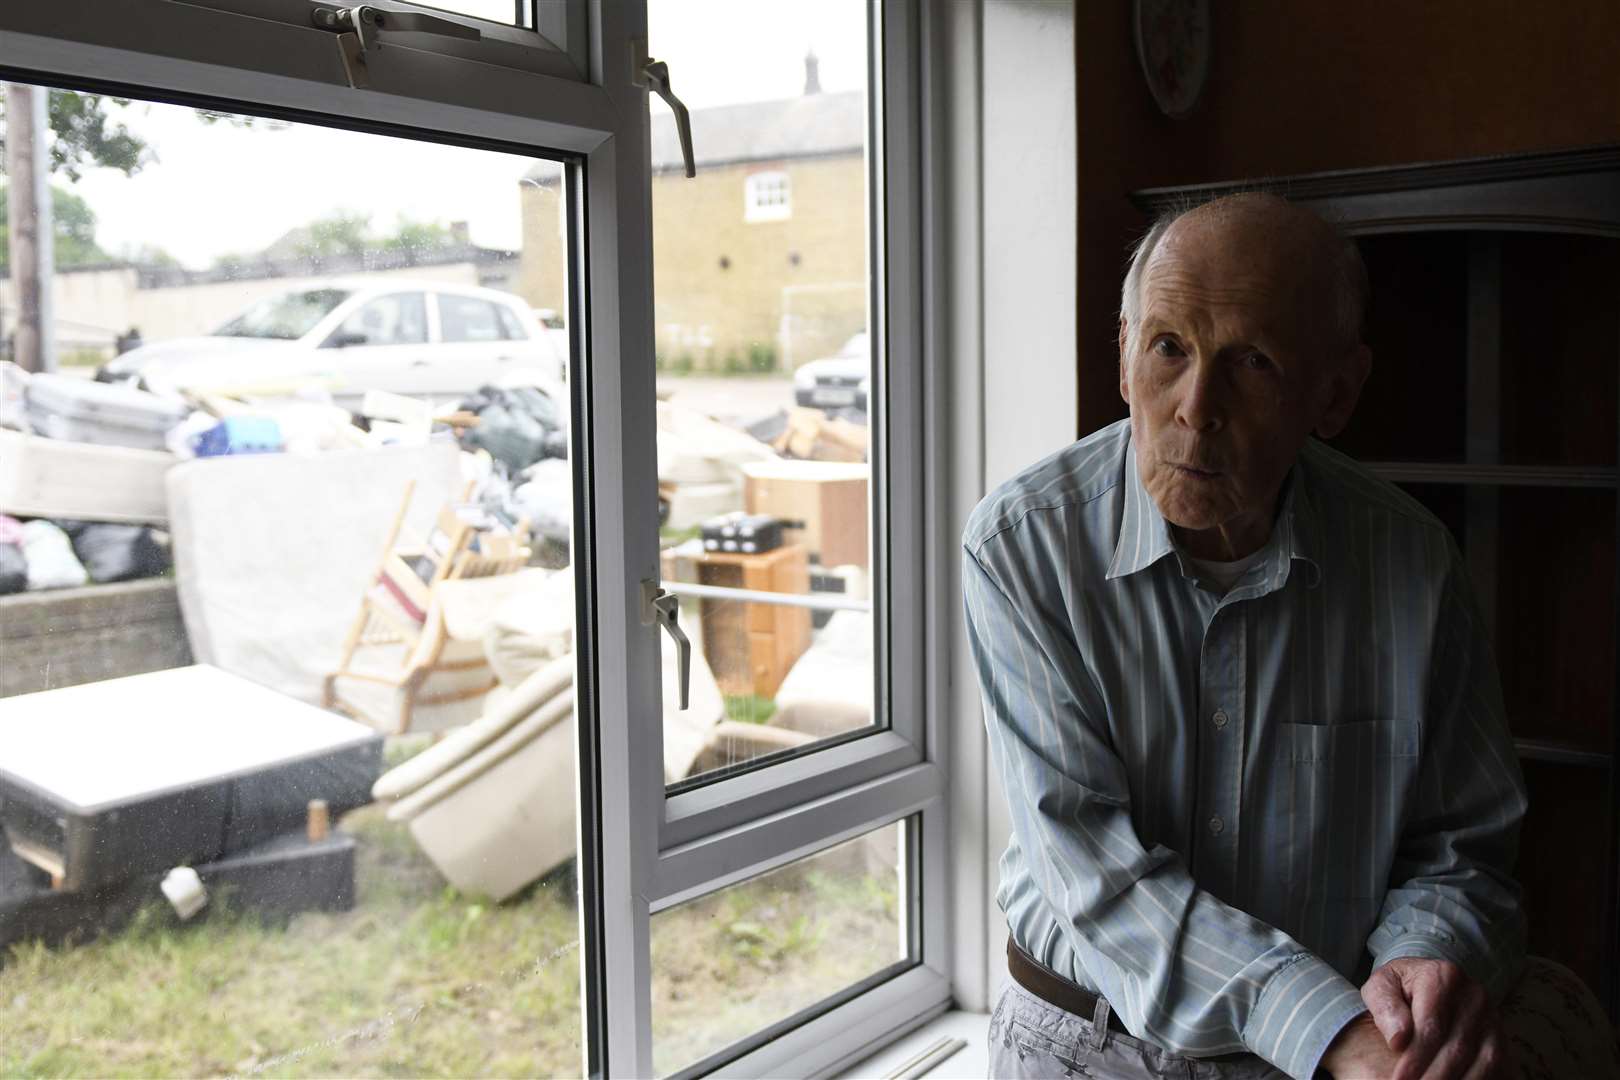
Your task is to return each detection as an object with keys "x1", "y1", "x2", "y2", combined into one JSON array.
[
  {"x1": 793, "y1": 332, "x2": 870, "y2": 412},
  {"x1": 97, "y1": 280, "x2": 566, "y2": 407}
]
